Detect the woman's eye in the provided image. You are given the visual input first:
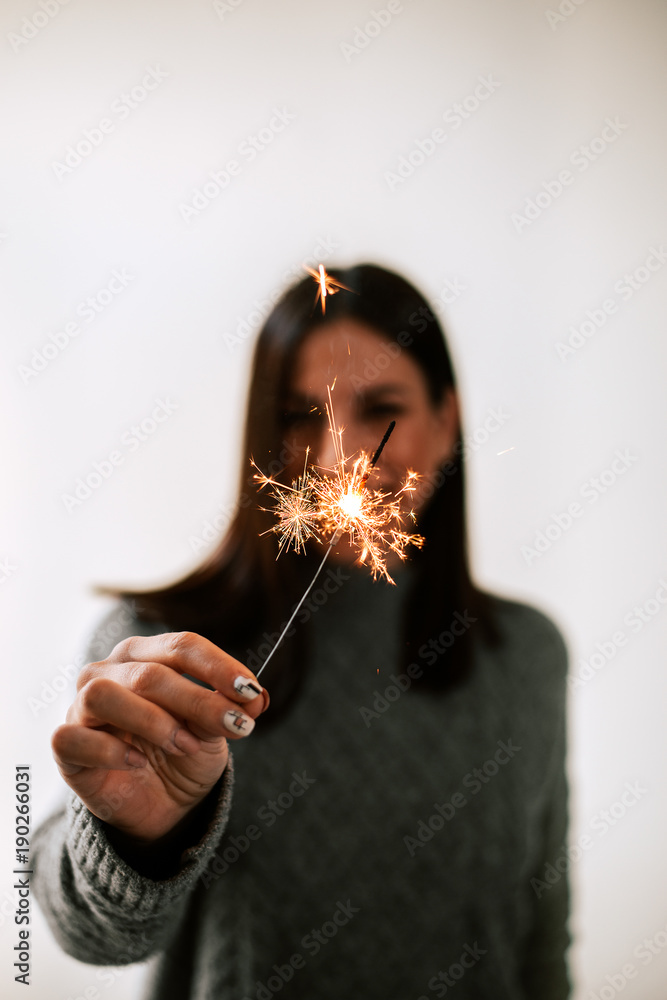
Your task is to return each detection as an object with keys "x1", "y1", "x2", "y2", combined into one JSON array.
[
  {"x1": 283, "y1": 409, "x2": 322, "y2": 426},
  {"x1": 365, "y1": 403, "x2": 404, "y2": 418}
]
